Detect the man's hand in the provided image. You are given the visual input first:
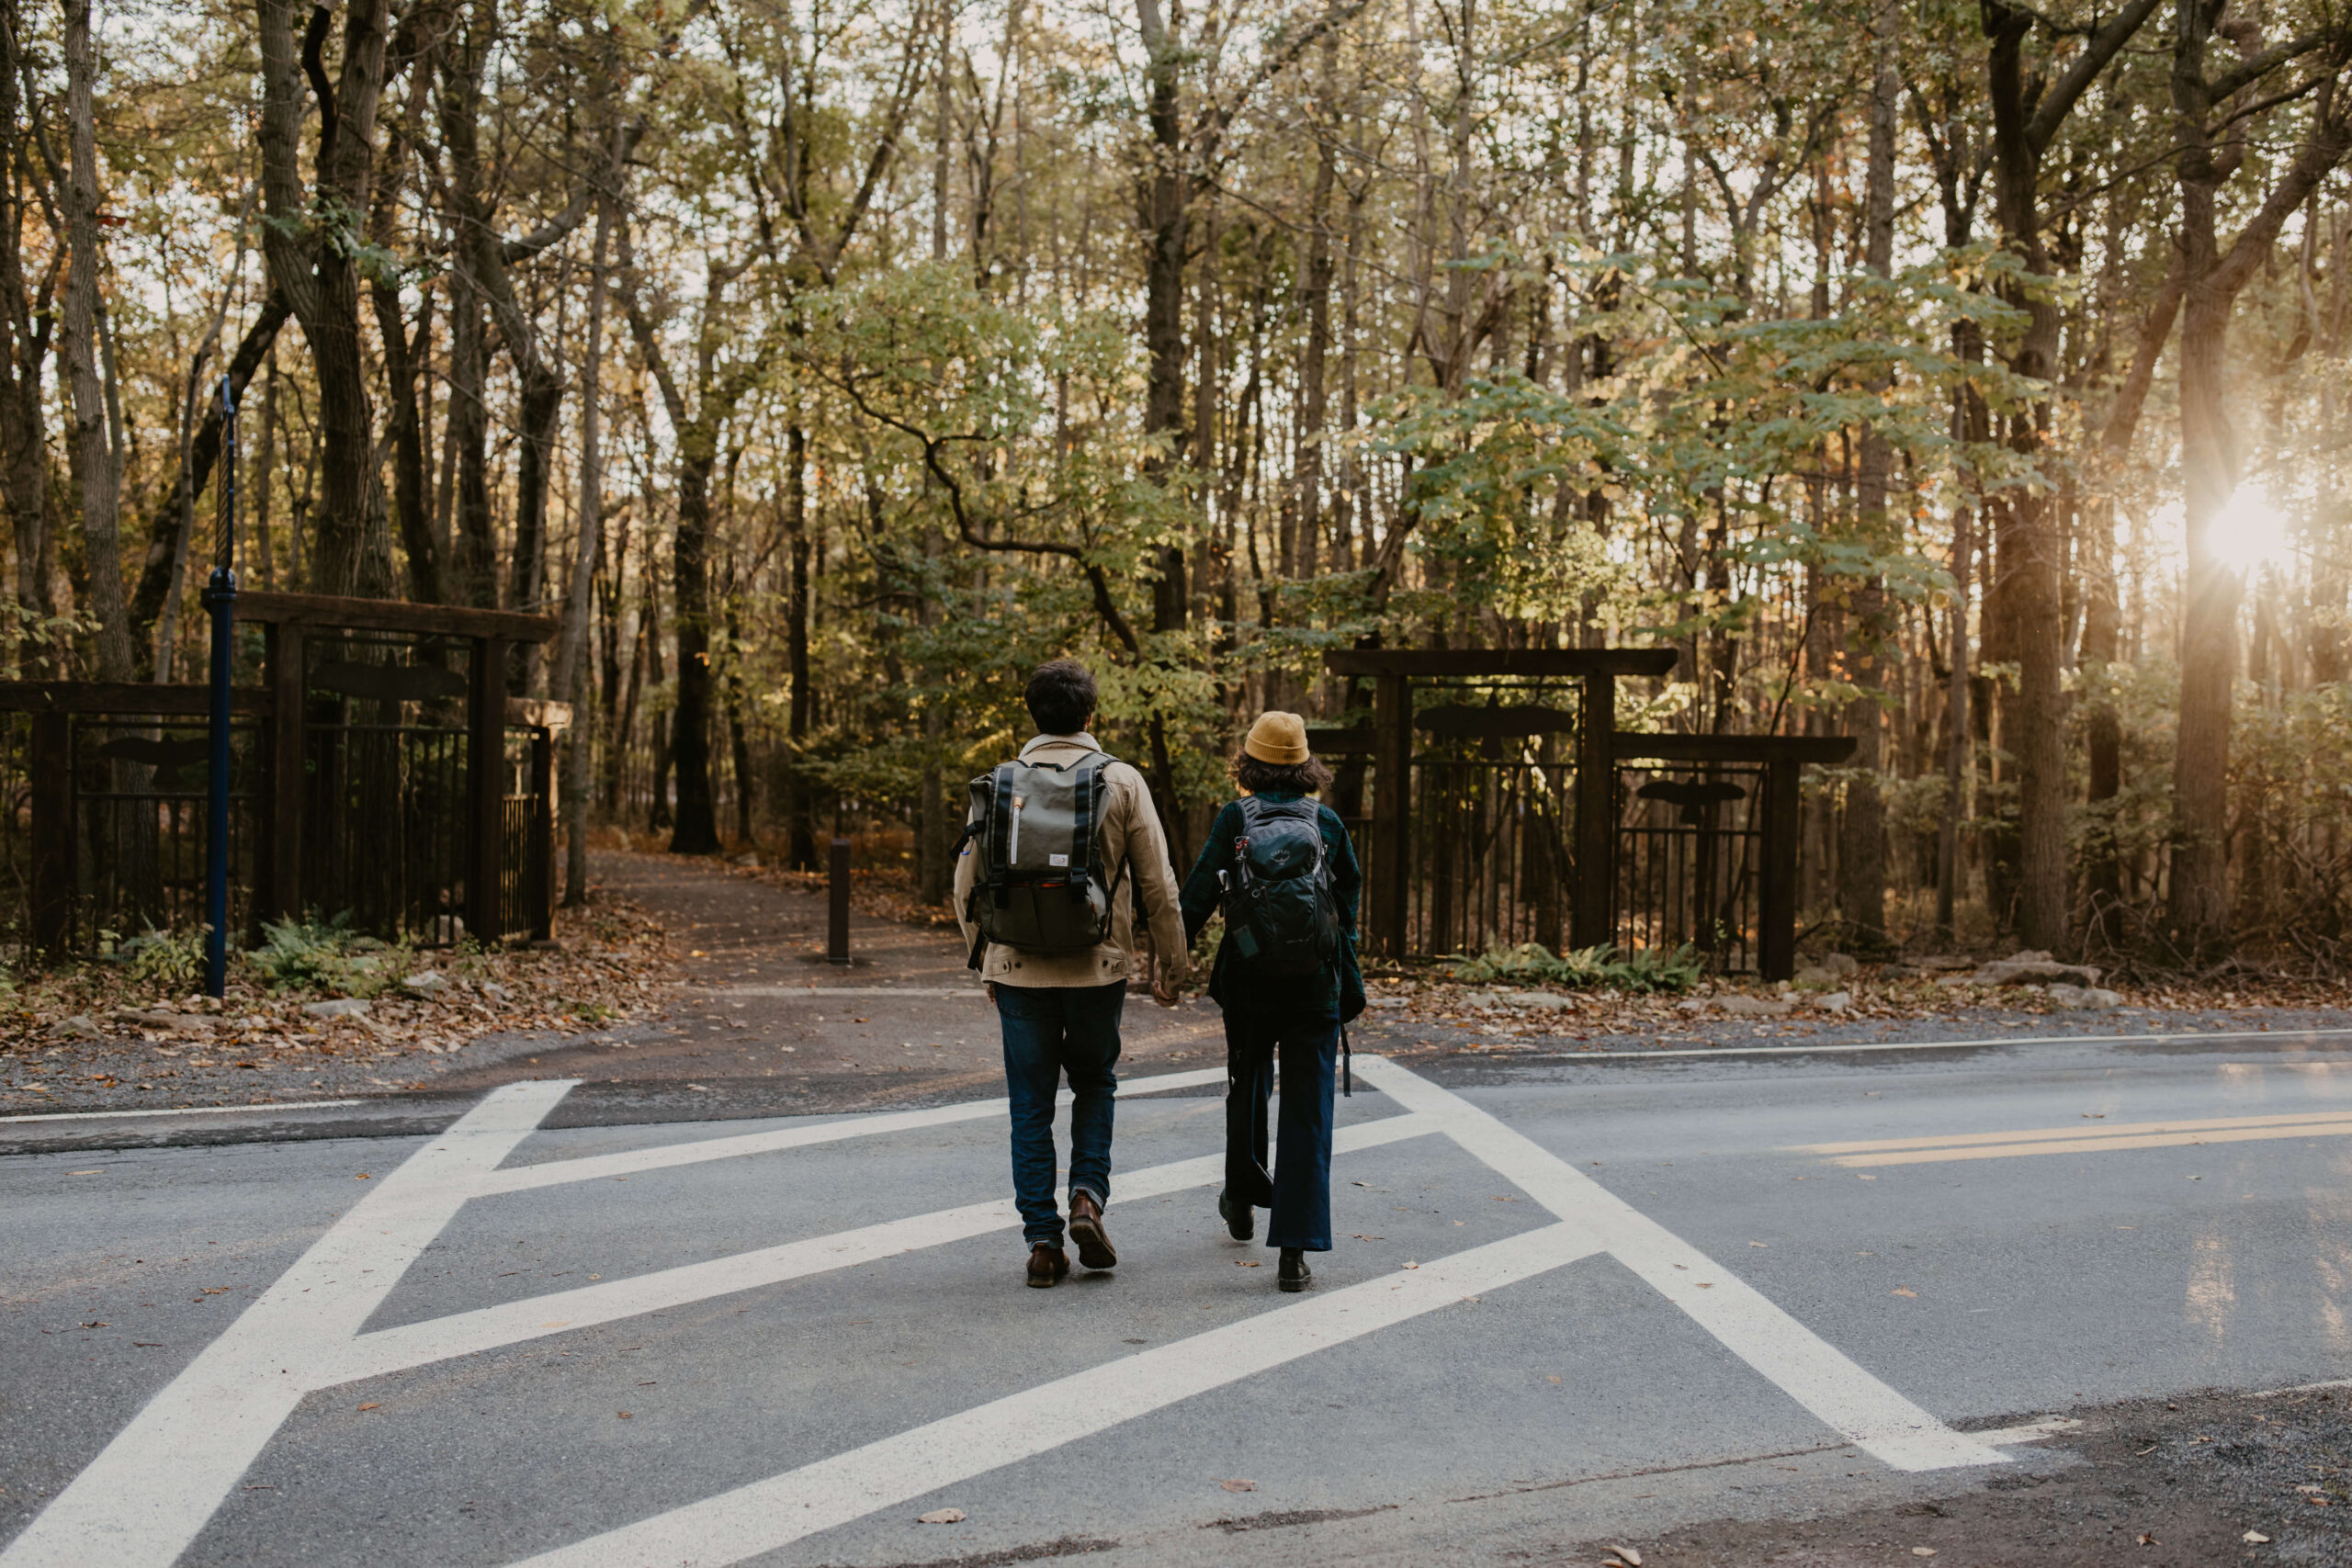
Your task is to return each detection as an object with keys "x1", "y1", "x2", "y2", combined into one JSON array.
[{"x1": 1150, "y1": 966, "x2": 1182, "y2": 1009}]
